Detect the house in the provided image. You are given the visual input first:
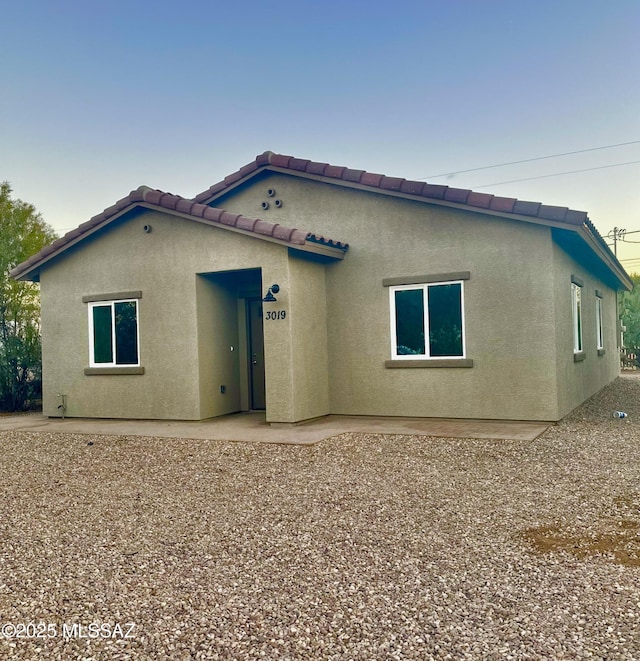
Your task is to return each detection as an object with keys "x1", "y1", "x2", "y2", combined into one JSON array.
[{"x1": 11, "y1": 151, "x2": 632, "y2": 423}]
